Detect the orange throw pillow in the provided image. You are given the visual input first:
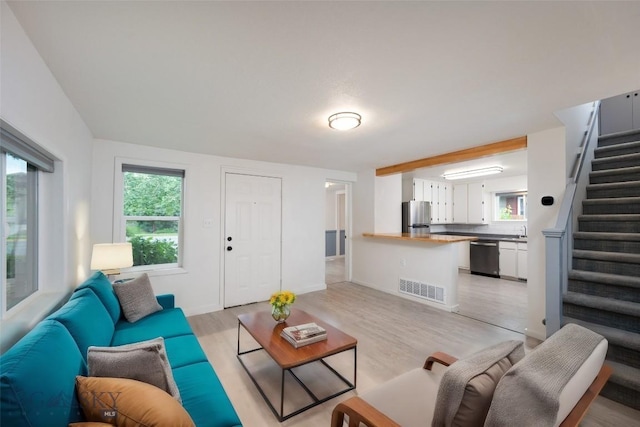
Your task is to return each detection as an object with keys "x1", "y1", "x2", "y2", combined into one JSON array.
[{"x1": 75, "y1": 376, "x2": 194, "y2": 427}]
